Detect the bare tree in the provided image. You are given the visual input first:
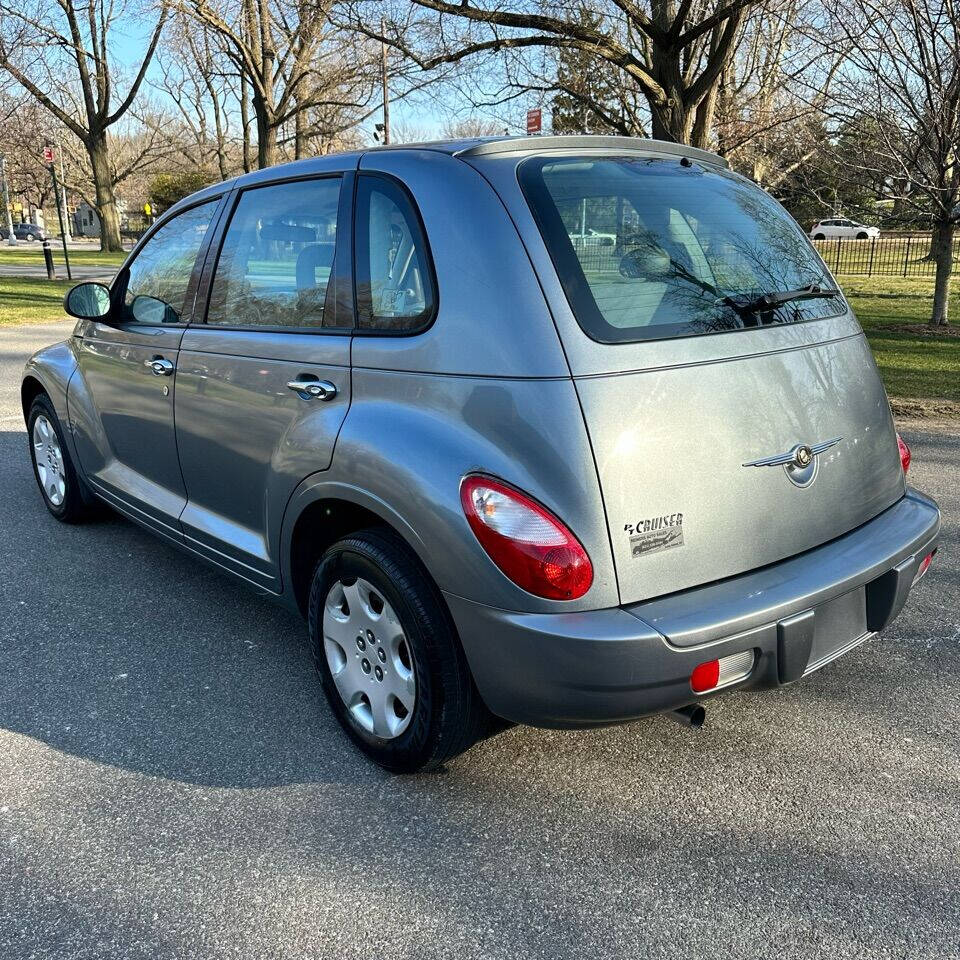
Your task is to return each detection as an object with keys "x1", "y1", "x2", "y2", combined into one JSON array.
[
  {"x1": 157, "y1": 15, "x2": 237, "y2": 180},
  {"x1": 0, "y1": 0, "x2": 168, "y2": 250},
  {"x1": 344, "y1": 0, "x2": 766, "y2": 147},
  {"x1": 714, "y1": 0, "x2": 845, "y2": 188},
  {"x1": 831, "y1": 0, "x2": 960, "y2": 326},
  {"x1": 176, "y1": 0, "x2": 376, "y2": 168}
]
